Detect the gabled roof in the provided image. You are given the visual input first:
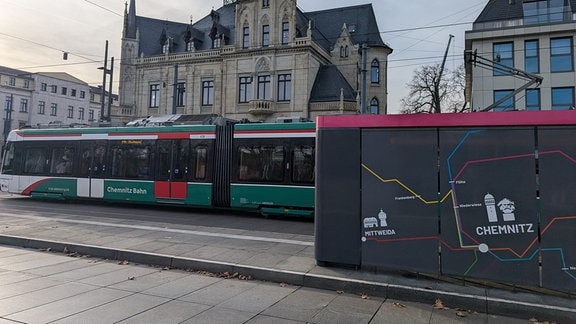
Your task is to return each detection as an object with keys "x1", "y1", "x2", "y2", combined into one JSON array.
[
  {"x1": 310, "y1": 65, "x2": 356, "y2": 102},
  {"x1": 135, "y1": 4, "x2": 236, "y2": 56},
  {"x1": 128, "y1": 2, "x2": 386, "y2": 56},
  {"x1": 303, "y1": 4, "x2": 388, "y2": 52},
  {"x1": 475, "y1": 0, "x2": 576, "y2": 23},
  {"x1": 36, "y1": 72, "x2": 87, "y2": 85},
  {"x1": 0, "y1": 66, "x2": 32, "y2": 77}
]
